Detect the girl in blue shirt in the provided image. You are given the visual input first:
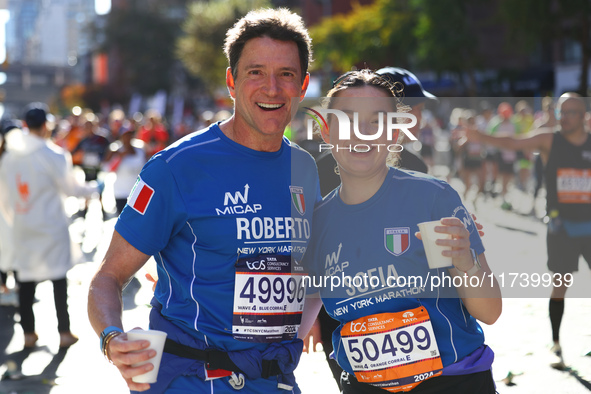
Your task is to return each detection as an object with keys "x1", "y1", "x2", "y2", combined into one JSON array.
[{"x1": 299, "y1": 70, "x2": 501, "y2": 393}]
